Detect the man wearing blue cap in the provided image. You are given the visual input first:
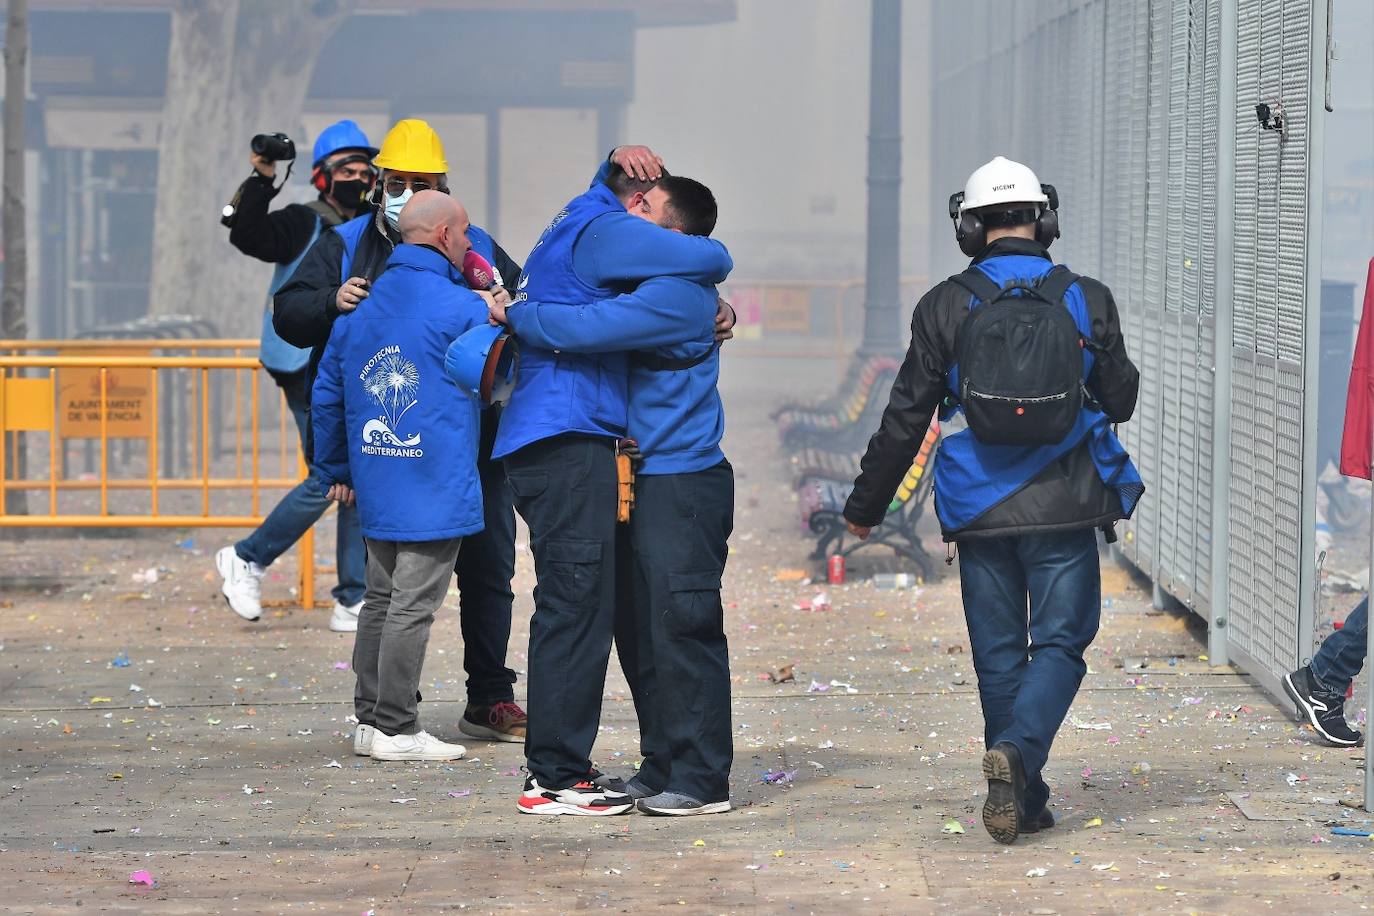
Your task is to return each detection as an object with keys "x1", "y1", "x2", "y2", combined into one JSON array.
[{"x1": 218, "y1": 119, "x2": 379, "y2": 633}]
